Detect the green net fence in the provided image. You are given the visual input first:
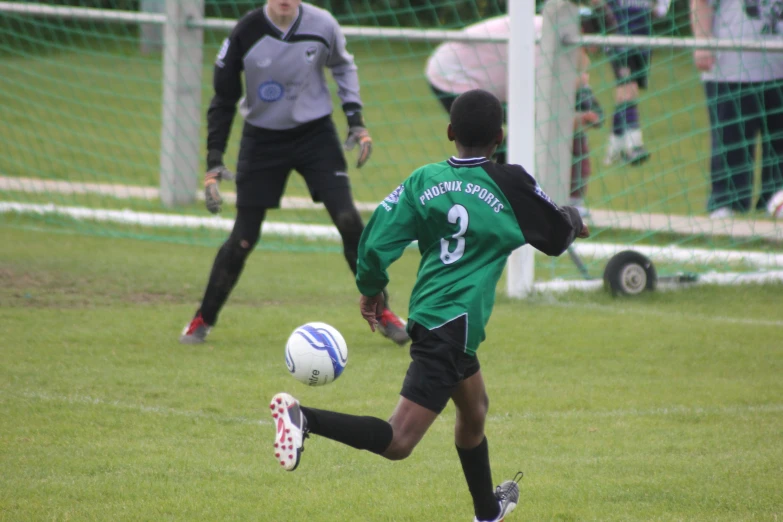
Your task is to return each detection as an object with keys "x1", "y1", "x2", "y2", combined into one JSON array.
[{"x1": 0, "y1": 0, "x2": 780, "y2": 287}]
